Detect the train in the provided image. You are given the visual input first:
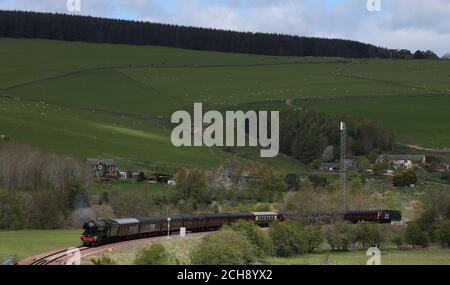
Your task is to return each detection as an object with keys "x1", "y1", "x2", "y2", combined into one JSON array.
[
  {"x1": 81, "y1": 210, "x2": 402, "y2": 247},
  {"x1": 81, "y1": 212, "x2": 285, "y2": 247}
]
